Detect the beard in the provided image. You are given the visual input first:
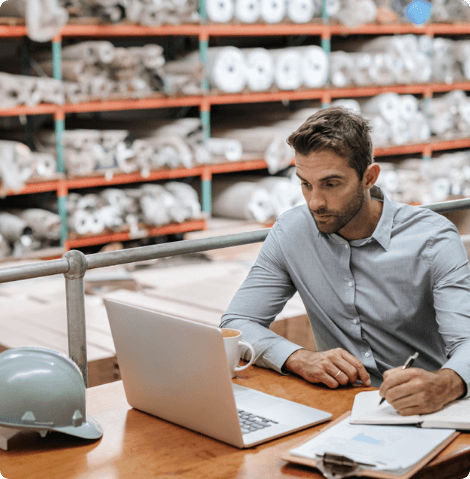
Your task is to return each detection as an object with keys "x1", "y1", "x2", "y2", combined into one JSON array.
[{"x1": 309, "y1": 184, "x2": 366, "y2": 235}]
